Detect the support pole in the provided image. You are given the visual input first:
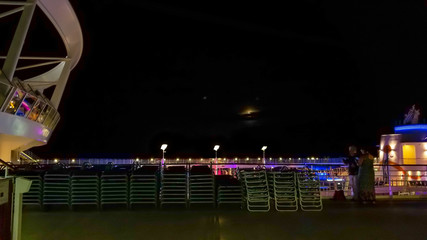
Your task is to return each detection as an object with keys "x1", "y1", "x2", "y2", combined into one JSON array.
[{"x1": 12, "y1": 177, "x2": 32, "y2": 240}]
